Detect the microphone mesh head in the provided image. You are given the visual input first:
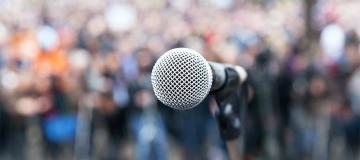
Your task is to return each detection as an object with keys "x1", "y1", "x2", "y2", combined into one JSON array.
[{"x1": 151, "y1": 48, "x2": 213, "y2": 110}]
